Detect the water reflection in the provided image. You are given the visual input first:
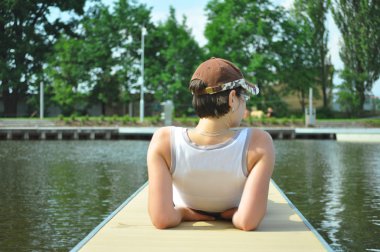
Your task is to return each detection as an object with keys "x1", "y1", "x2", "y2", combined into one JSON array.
[
  {"x1": 319, "y1": 141, "x2": 344, "y2": 249},
  {"x1": 0, "y1": 141, "x2": 149, "y2": 251},
  {"x1": 273, "y1": 140, "x2": 380, "y2": 252}
]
